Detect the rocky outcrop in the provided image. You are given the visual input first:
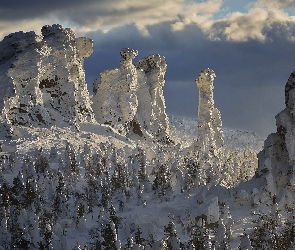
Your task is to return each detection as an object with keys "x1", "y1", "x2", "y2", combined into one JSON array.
[
  {"x1": 196, "y1": 68, "x2": 224, "y2": 151},
  {"x1": 92, "y1": 49, "x2": 171, "y2": 143},
  {"x1": 135, "y1": 54, "x2": 171, "y2": 143},
  {"x1": 0, "y1": 24, "x2": 94, "y2": 129},
  {"x1": 255, "y1": 71, "x2": 295, "y2": 203},
  {"x1": 92, "y1": 48, "x2": 139, "y2": 135}
]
